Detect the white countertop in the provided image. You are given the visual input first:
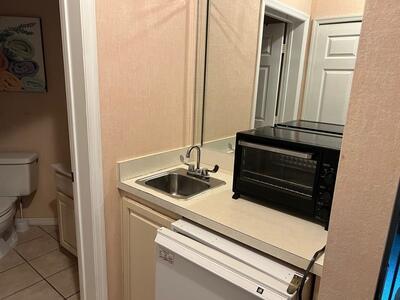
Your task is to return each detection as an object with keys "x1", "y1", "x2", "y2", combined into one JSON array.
[{"x1": 118, "y1": 162, "x2": 328, "y2": 276}]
